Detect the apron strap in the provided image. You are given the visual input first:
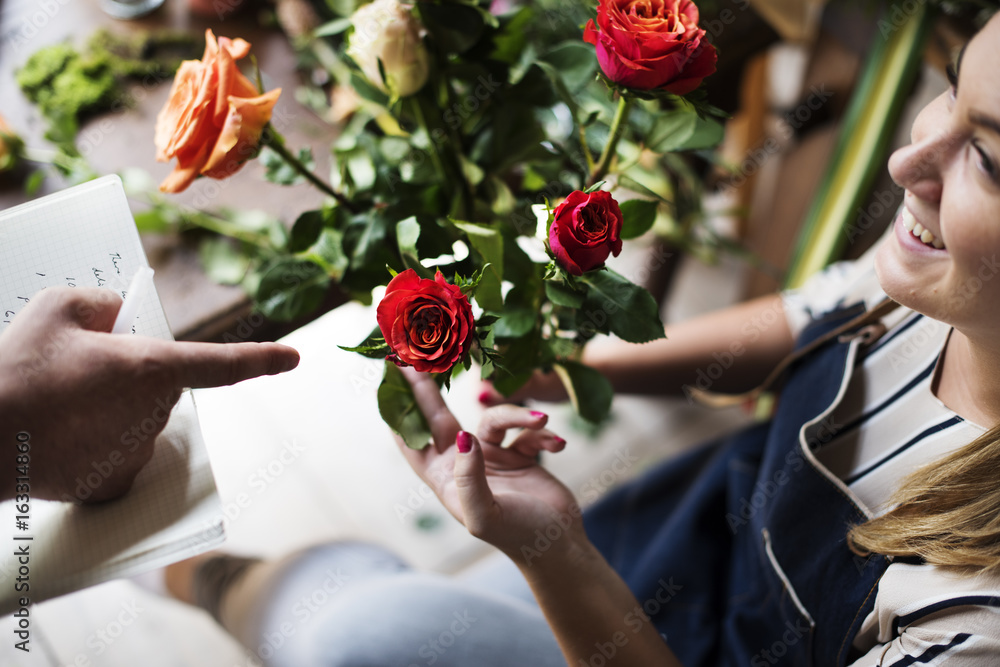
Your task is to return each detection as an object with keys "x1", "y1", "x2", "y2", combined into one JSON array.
[{"x1": 688, "y1": 297, "x2": 901, "y2": 409}]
